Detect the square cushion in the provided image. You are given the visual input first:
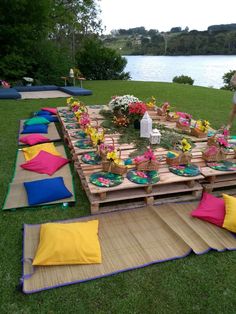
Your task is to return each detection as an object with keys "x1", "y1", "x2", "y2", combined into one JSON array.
[
  {"x1": 19, "y1": 134, "x2": 49, "y2": 146},
  {"x1": 40, "y1": 115, "x2": 59, "y2": 122},
  {"x1": 191, "y1": 192, "x2": 225, "y2": 226},
  {"x1": 24, "y1": 116, "x2": 50, "y2": 126},
  {"x1": 33, "y1": 220, "x2": 101, "y2": 266},
  {"x1": 21, "y1": 124, "x2": 48, "y2": 134},
  {"x1": 20, "y1": 150, "x2": 69, "y2": 175},
  {"x1": 222, "y1": 194, "x2": 236, "y2": 233},
  {"x1": 24, "y1": 176, "x2": 72, "y2": 206},
  {"x1": 36, "y1": 110, "x2": 53, "y2": 116},
  {"x1": 41, "y1": 107, "x2": 57, "y2": 115},
  {"x1": 22, "y1": 143, "x2": 62, "y2": 161}
]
